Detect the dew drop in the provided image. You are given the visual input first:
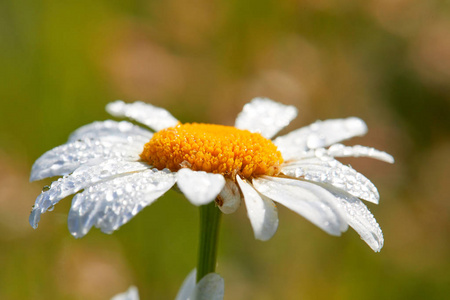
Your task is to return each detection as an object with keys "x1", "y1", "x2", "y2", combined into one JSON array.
[
  {"x1": 315, "y1": 148, "x2": 324, "y2": 156},
  {"x1": 106, "y1": 191, "x2": 114, "y2": 201},
  {"x1": 294, "y1": 167, "x2": 304, "y2": 177},
  {"x1": 48, "y1": 205, "x2": 55, "y2": 212},
  {"x1": 310, "y1": 121, "x2": 320, "y2": 131},
  {"x1": 42, "y1": 185, "x2": 51, "y2": 192},
  {"x1": 306, "y1": 134, "x2": 326, "y2": 149}
]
